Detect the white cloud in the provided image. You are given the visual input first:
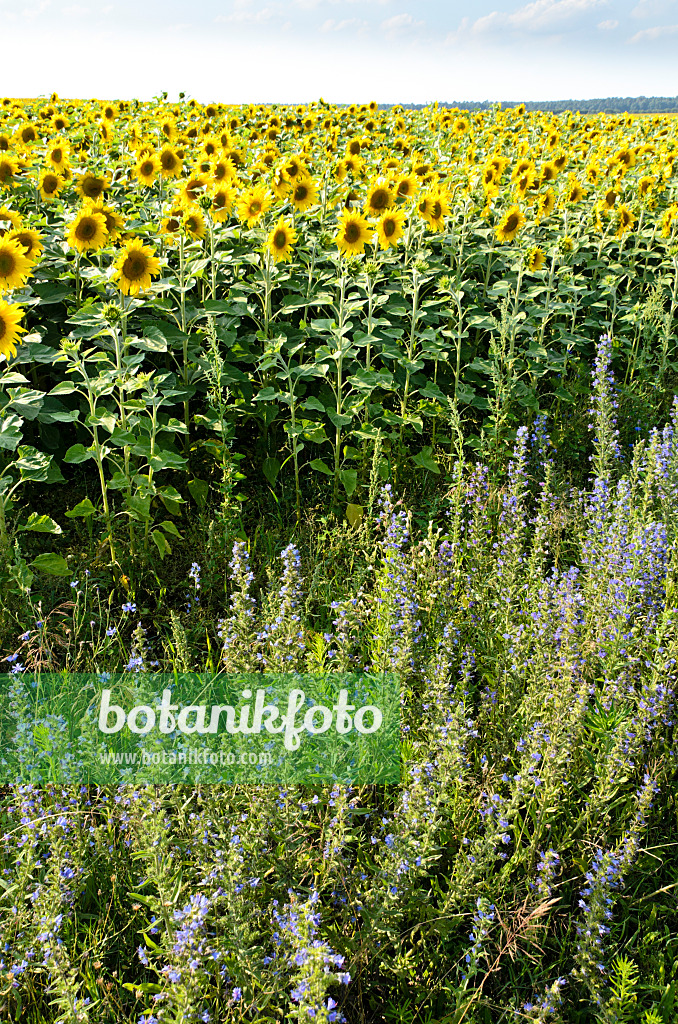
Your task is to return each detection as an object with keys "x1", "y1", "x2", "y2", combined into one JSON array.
[
  {"x1": 631, "y1": 0, "x2": 676, "y2": 18},
  {"x1": 471, "y1": 0, "x2": 609, "y2": 35},
  {"x1": 62, "y1": 2, "x2": 88, "y2": 12},
  {"x1": 597, "y1": 17, "x2": 617, "y2": 28},
  {"x1": 629, "y1": 20, "x2": 678, "y2": 38},
  {"x1": 320, "y1": 16, "x2": 368, "y2": 31},
  {"x1": 380, "y1": 11, "x2": 424, "y2": 33},
  {"x1": 215, "y1": 3, "x2": 278, "y2": 22}
]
